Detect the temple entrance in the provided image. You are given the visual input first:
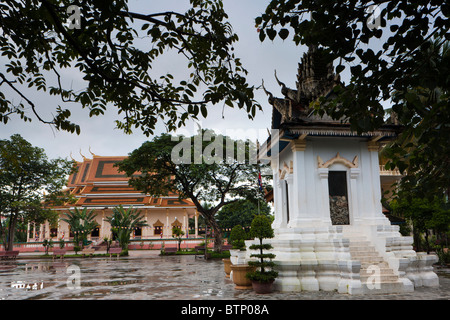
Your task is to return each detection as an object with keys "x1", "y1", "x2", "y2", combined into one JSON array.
[{"x1": 328, "y1": 171, "x2": 350, "y2": 225}]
